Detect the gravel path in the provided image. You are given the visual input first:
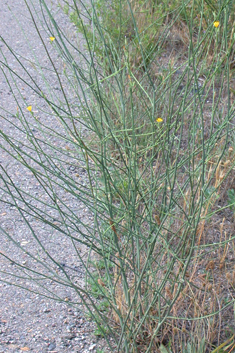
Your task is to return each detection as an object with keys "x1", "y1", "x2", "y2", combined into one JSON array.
[{"x1": 0, "y1": 1, "x2": 108, "y2": 352}]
